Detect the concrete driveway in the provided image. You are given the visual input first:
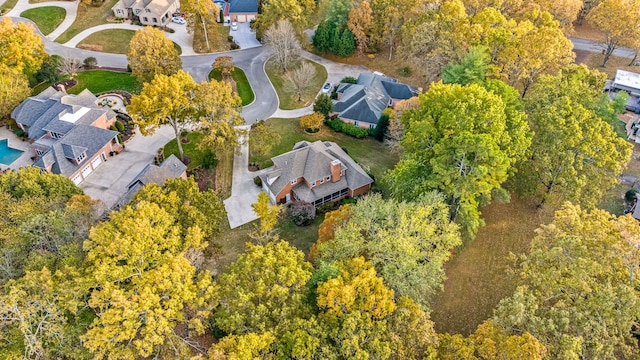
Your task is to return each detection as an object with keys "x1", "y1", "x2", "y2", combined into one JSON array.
[
  {"x1": 79, "y1": 126, "x2": 175, "y2": 209},
  {"x1": 231, "y1": 22, "x2": 261, "y2": 49}
]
